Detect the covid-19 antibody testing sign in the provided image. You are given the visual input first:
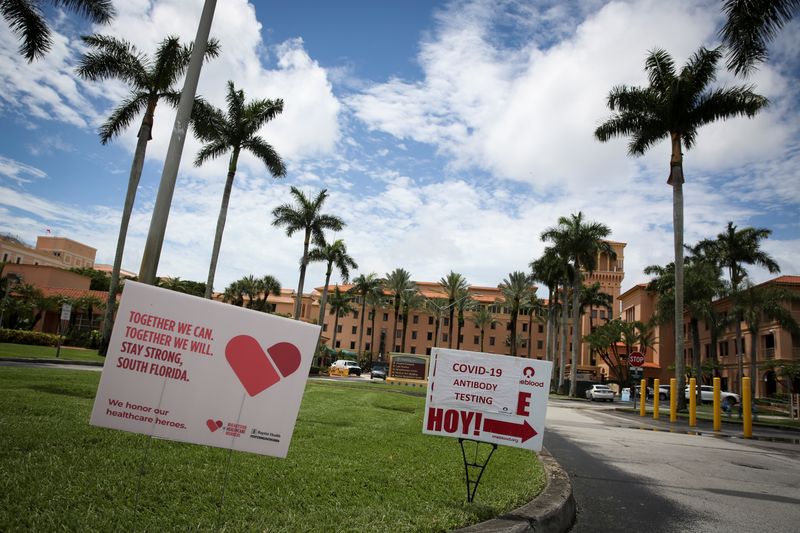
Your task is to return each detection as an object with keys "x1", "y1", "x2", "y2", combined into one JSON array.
[
  {"x1": 90, "y1": 282, "x2": 320, "y2": 458},
  {"x1": 423, "y1": 348, "x2": 553, "y2": 451}
]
